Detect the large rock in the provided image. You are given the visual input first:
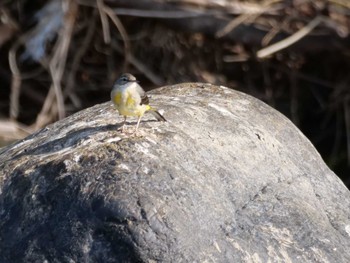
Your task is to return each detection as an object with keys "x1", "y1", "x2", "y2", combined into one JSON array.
[{"x1": 1, "y1": 83, "x2": 350, "y2": 262}]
